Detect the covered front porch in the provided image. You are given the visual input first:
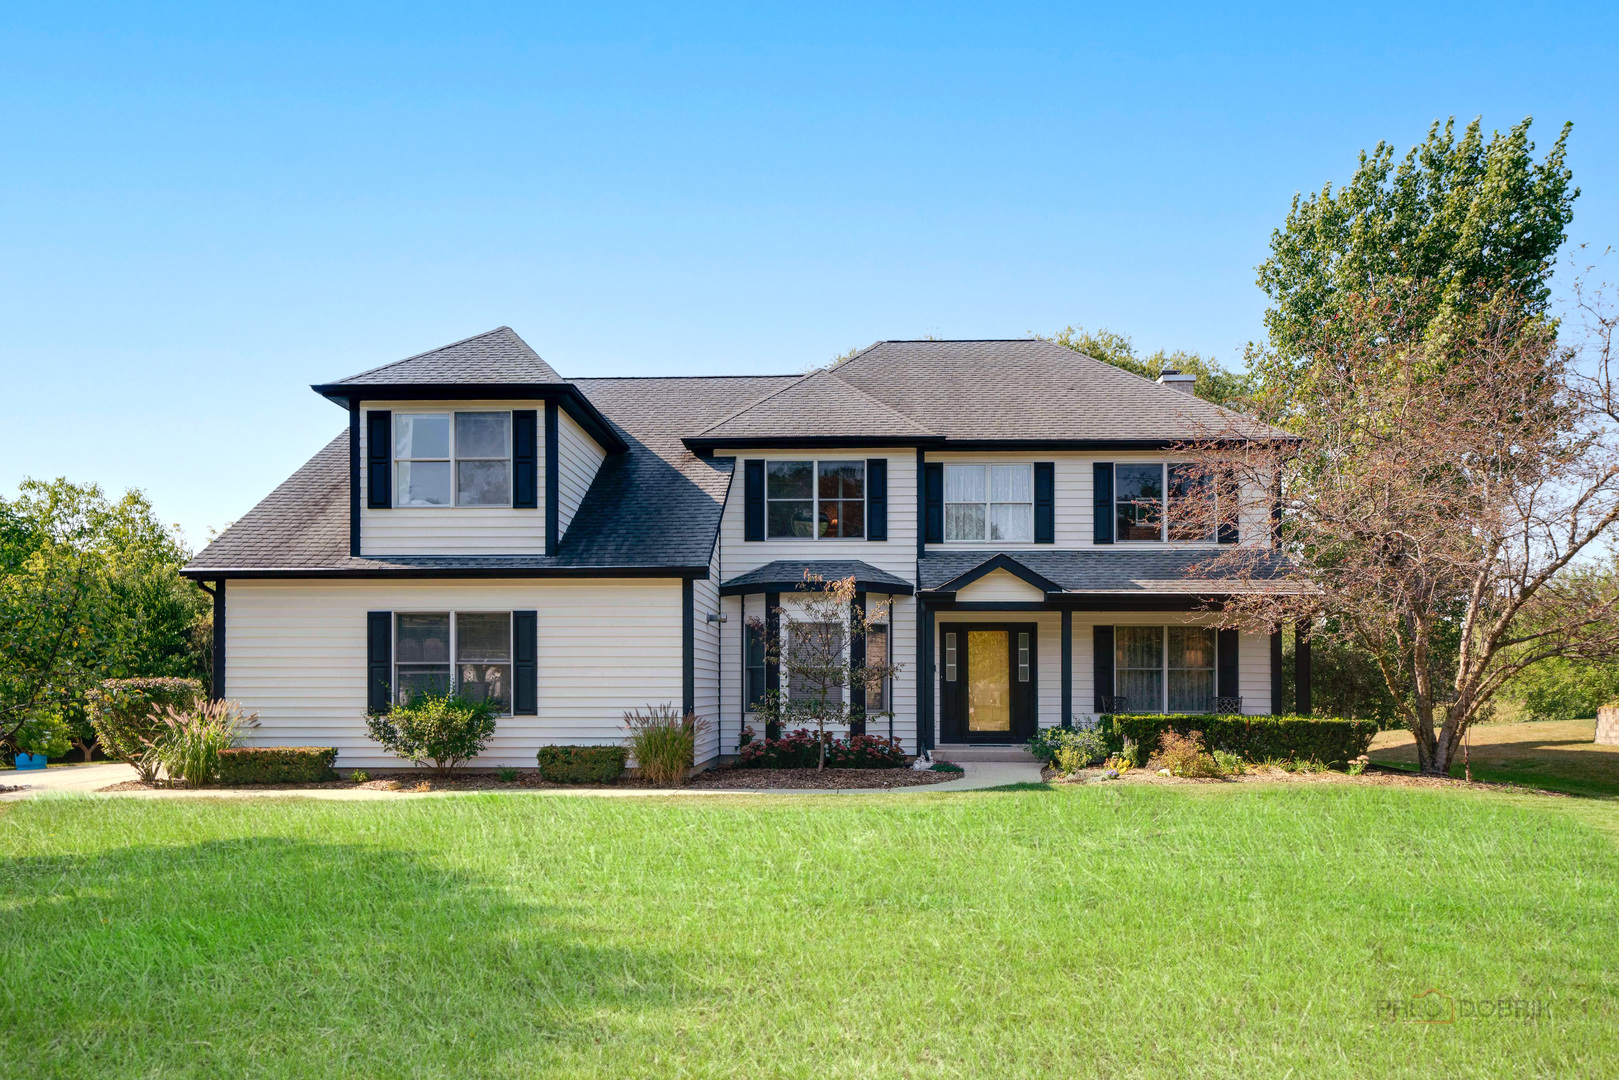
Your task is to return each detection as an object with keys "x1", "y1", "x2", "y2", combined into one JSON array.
[{"x1": 916, "y1": 551, "x2": 1307, "y2": 753}]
